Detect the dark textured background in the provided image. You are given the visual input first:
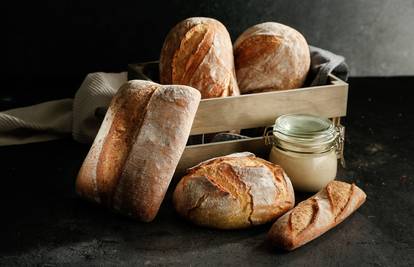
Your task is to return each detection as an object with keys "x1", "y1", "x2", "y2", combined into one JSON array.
[{"x1": 5, "y1": 0, "x2": 414, "y2": 101}]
